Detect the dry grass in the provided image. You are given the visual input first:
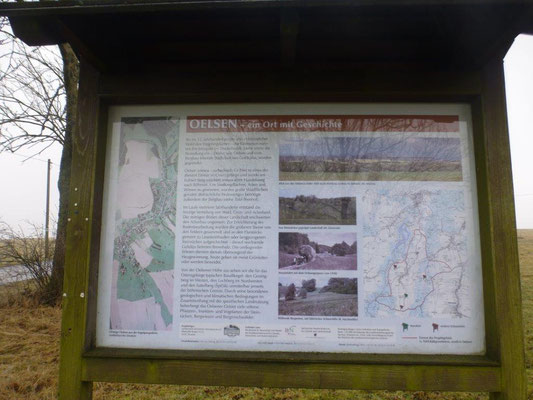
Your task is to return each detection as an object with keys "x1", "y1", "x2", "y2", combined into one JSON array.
[
  {"x1": 0, "y1": 303, "x2": 60, "y2": 399},
  {"x1": 1, "y1": 230, "x2": 533, "y2": 399}
]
